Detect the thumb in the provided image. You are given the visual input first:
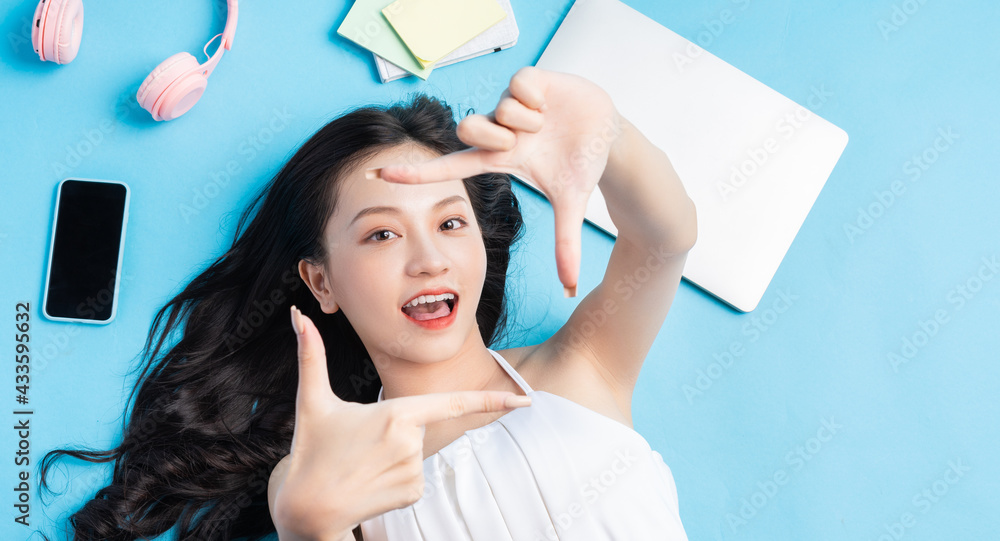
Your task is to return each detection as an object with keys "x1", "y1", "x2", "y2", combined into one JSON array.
[
  {"x1": 551, "y1": 193, "x2": 588, "y2": 297},
  {"x1": 290, "y1": 306, "x2": 340, "y2": 412}
]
